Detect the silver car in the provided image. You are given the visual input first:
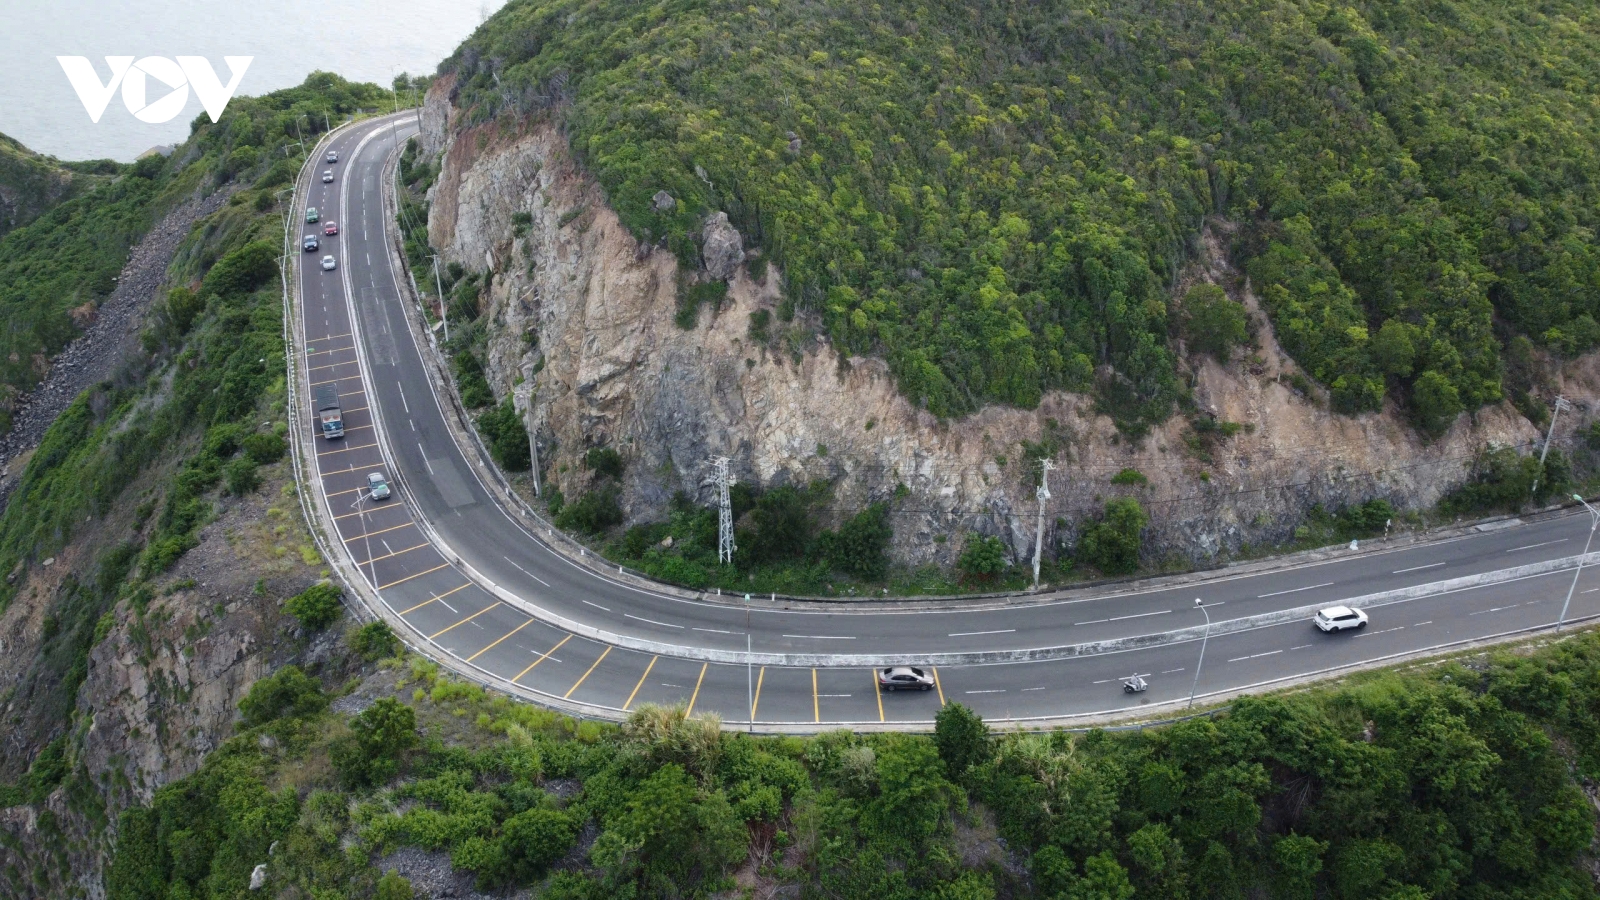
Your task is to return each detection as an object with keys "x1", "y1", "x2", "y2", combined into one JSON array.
[
  {"x1": 367, "y1": 472, "x2": 391, "y2": 500},
  {"x1": 322, "y1": 169, "x2": 335, "y2": 183},
  {"x1": 326, "y1": 150, "x2": 338, "y2": 163},
  {"x1": 877, "y1": 666, "x2": 934, "y2": 692},
  {"x1": 321, "y1": 255, "x2": 337, "y2": 271}
]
